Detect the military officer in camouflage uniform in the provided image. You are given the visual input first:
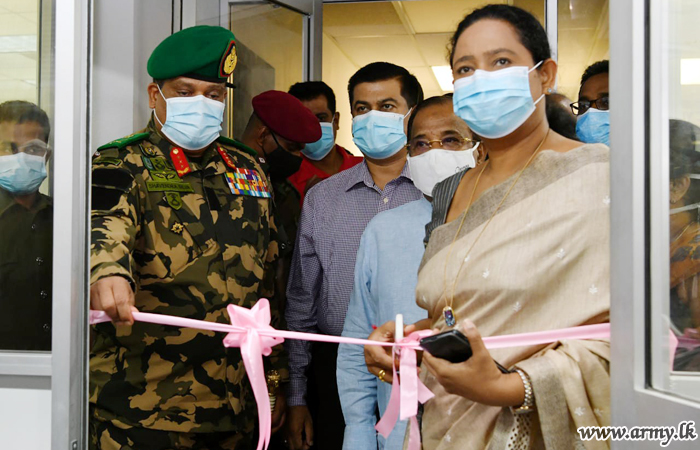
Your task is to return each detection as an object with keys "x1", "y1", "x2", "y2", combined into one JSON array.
[{"x1": 89, "y1": 25, "x2": 287, "y2": 450}]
